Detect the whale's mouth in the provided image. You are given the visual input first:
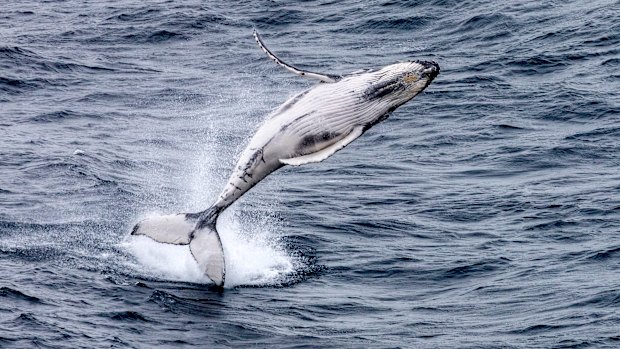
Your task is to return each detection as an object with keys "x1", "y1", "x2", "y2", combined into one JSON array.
[
  {"x1": 419, "y1": 60, "x2": 440, "y2": 88},
  {"x1": 421, "y1": 60, "x2": 440, "y2": 80}
]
